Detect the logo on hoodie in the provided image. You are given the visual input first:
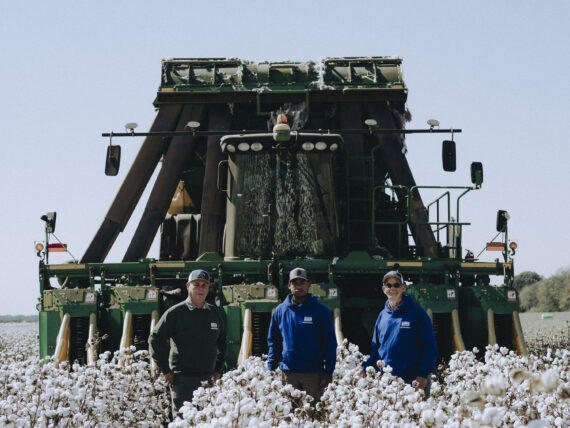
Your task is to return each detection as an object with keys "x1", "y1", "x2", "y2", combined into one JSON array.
[
  {"x1": 401, "y1": 321, "x2": 411, "y2": 329},
  {"x1": 210, "y1": 322, "x2": 218, "y2": 330},
  {"x1": 302, "y1": 316, "x2": 313, "y2": 324}
]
